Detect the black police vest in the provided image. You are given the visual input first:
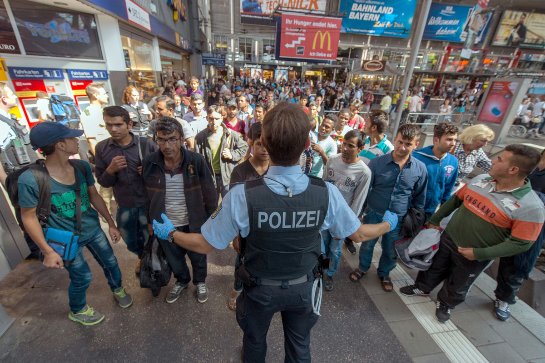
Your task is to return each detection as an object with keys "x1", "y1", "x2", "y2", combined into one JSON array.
[{"x1": 243, "y1": 176, "x2": 328, "y2": 280}]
